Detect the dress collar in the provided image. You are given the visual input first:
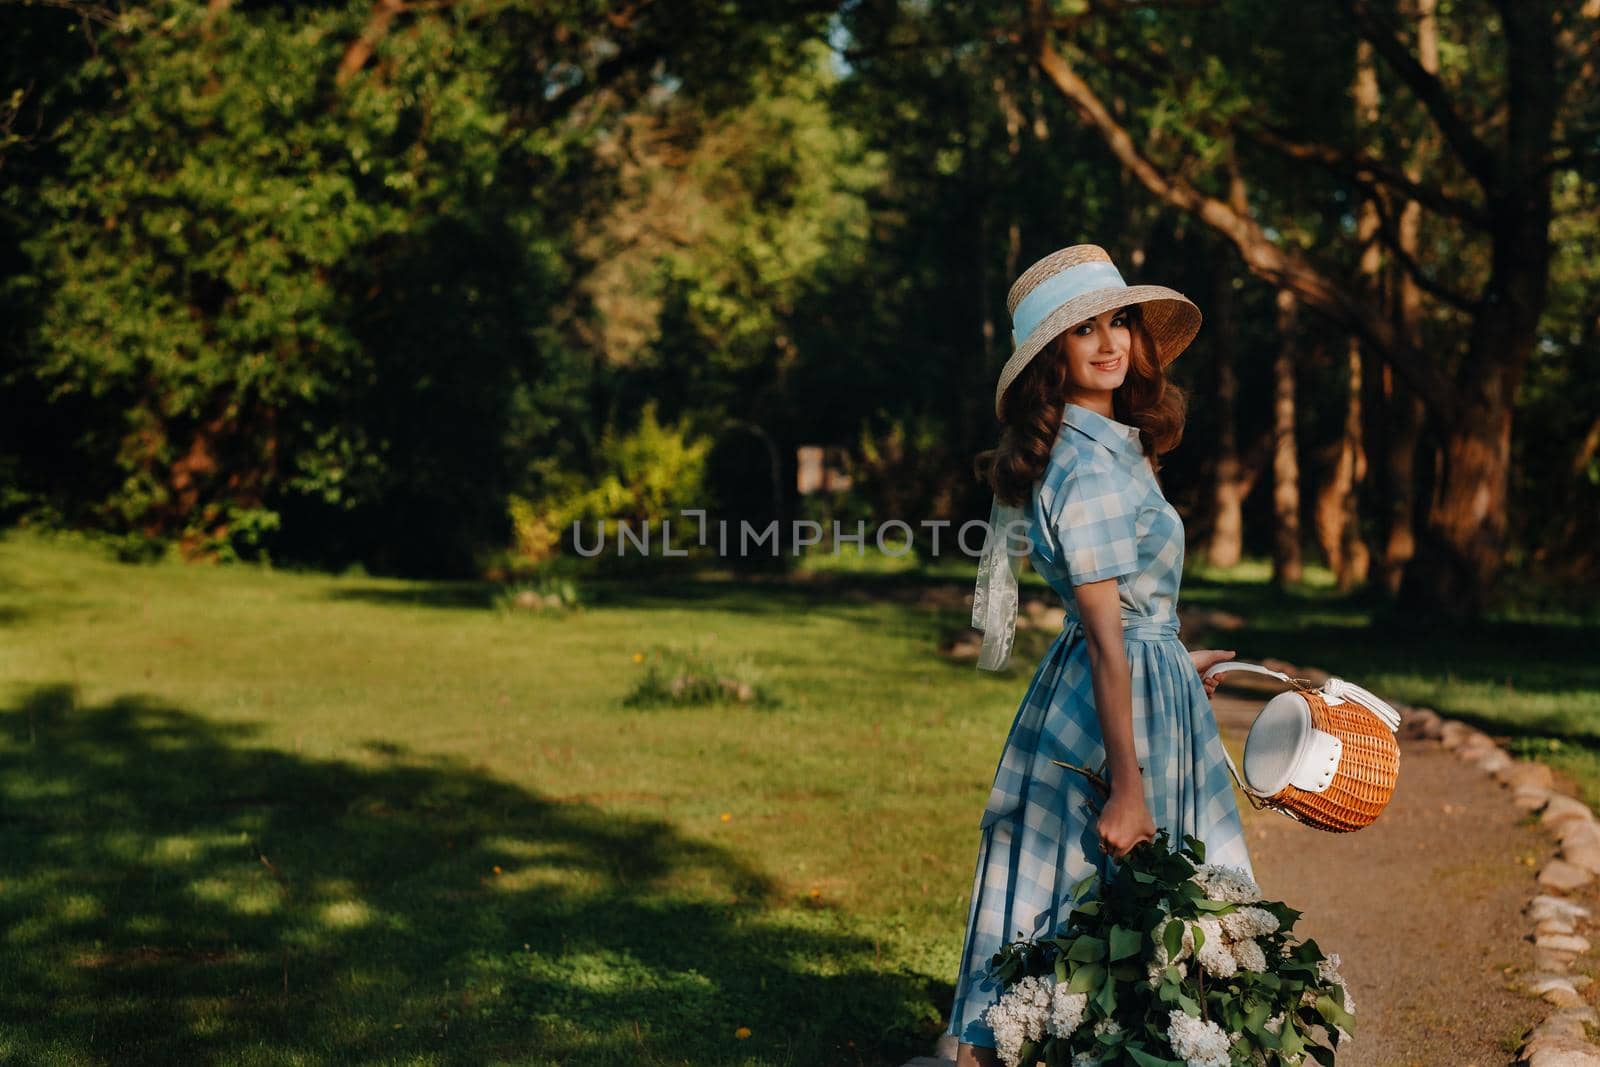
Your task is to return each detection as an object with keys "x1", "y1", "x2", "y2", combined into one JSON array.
[{"x1": 1061, "y1": 402, "x2": 1142, "y2": 457}]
